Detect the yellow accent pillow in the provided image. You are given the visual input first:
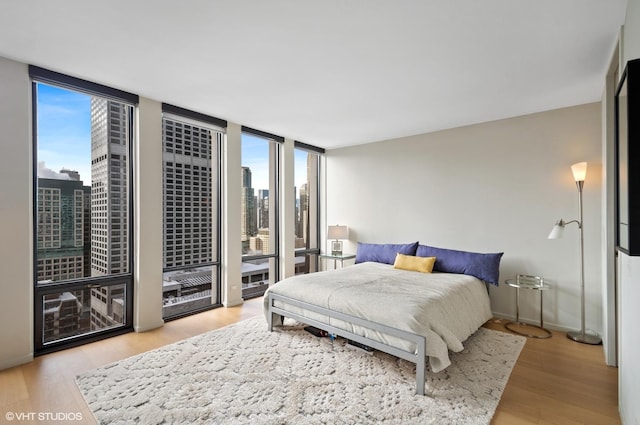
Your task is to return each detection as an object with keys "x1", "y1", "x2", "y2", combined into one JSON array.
[{"x1": 393, "y1": 253, "x2": 436, "y2": 273}]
